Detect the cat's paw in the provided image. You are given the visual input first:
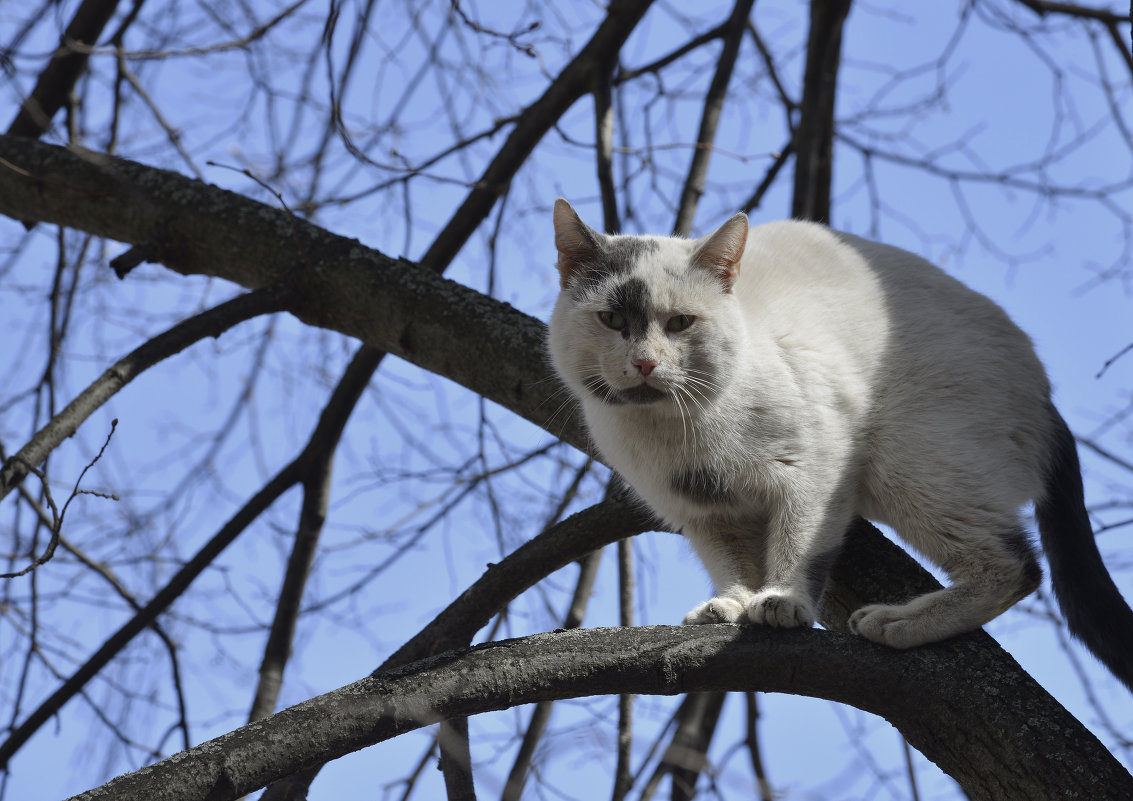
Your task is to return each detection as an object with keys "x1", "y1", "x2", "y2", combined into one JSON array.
[
  {"x1": 746, "y1": 589, "x2": 815, "y2": 629},
  {"x1": 682, "y1": 596, "x2": 746, "y2": 625},
  {"x1": 848, "y1": 604, "x2": 926, "y2": 649}
]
